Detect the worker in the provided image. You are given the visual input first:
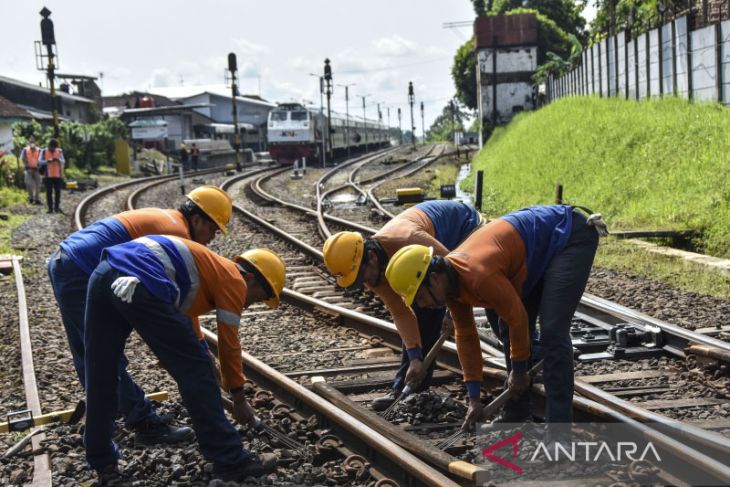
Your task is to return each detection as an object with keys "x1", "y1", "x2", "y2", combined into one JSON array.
[
  {"x1": 322, "y1": 200, "x2": 482, "y2": 410},
  {"x1": 39, "y1": 138, "x2": 65, "y2": 213},
  {"x1": 191, "y1": 143, "x2": 200, "y2": 171},
  {"x1": 84, "y1": 239, "x2": 285, "y2": 481},
  {"x1": 20, "y1": 136, "x2": 42, "y2": 205},
  {"x1": 385, "y1": 205, "x2": 604, "y2": 430},
  {"x1": 47, "y1": 185, "x2": 232, "y2": 445}
]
